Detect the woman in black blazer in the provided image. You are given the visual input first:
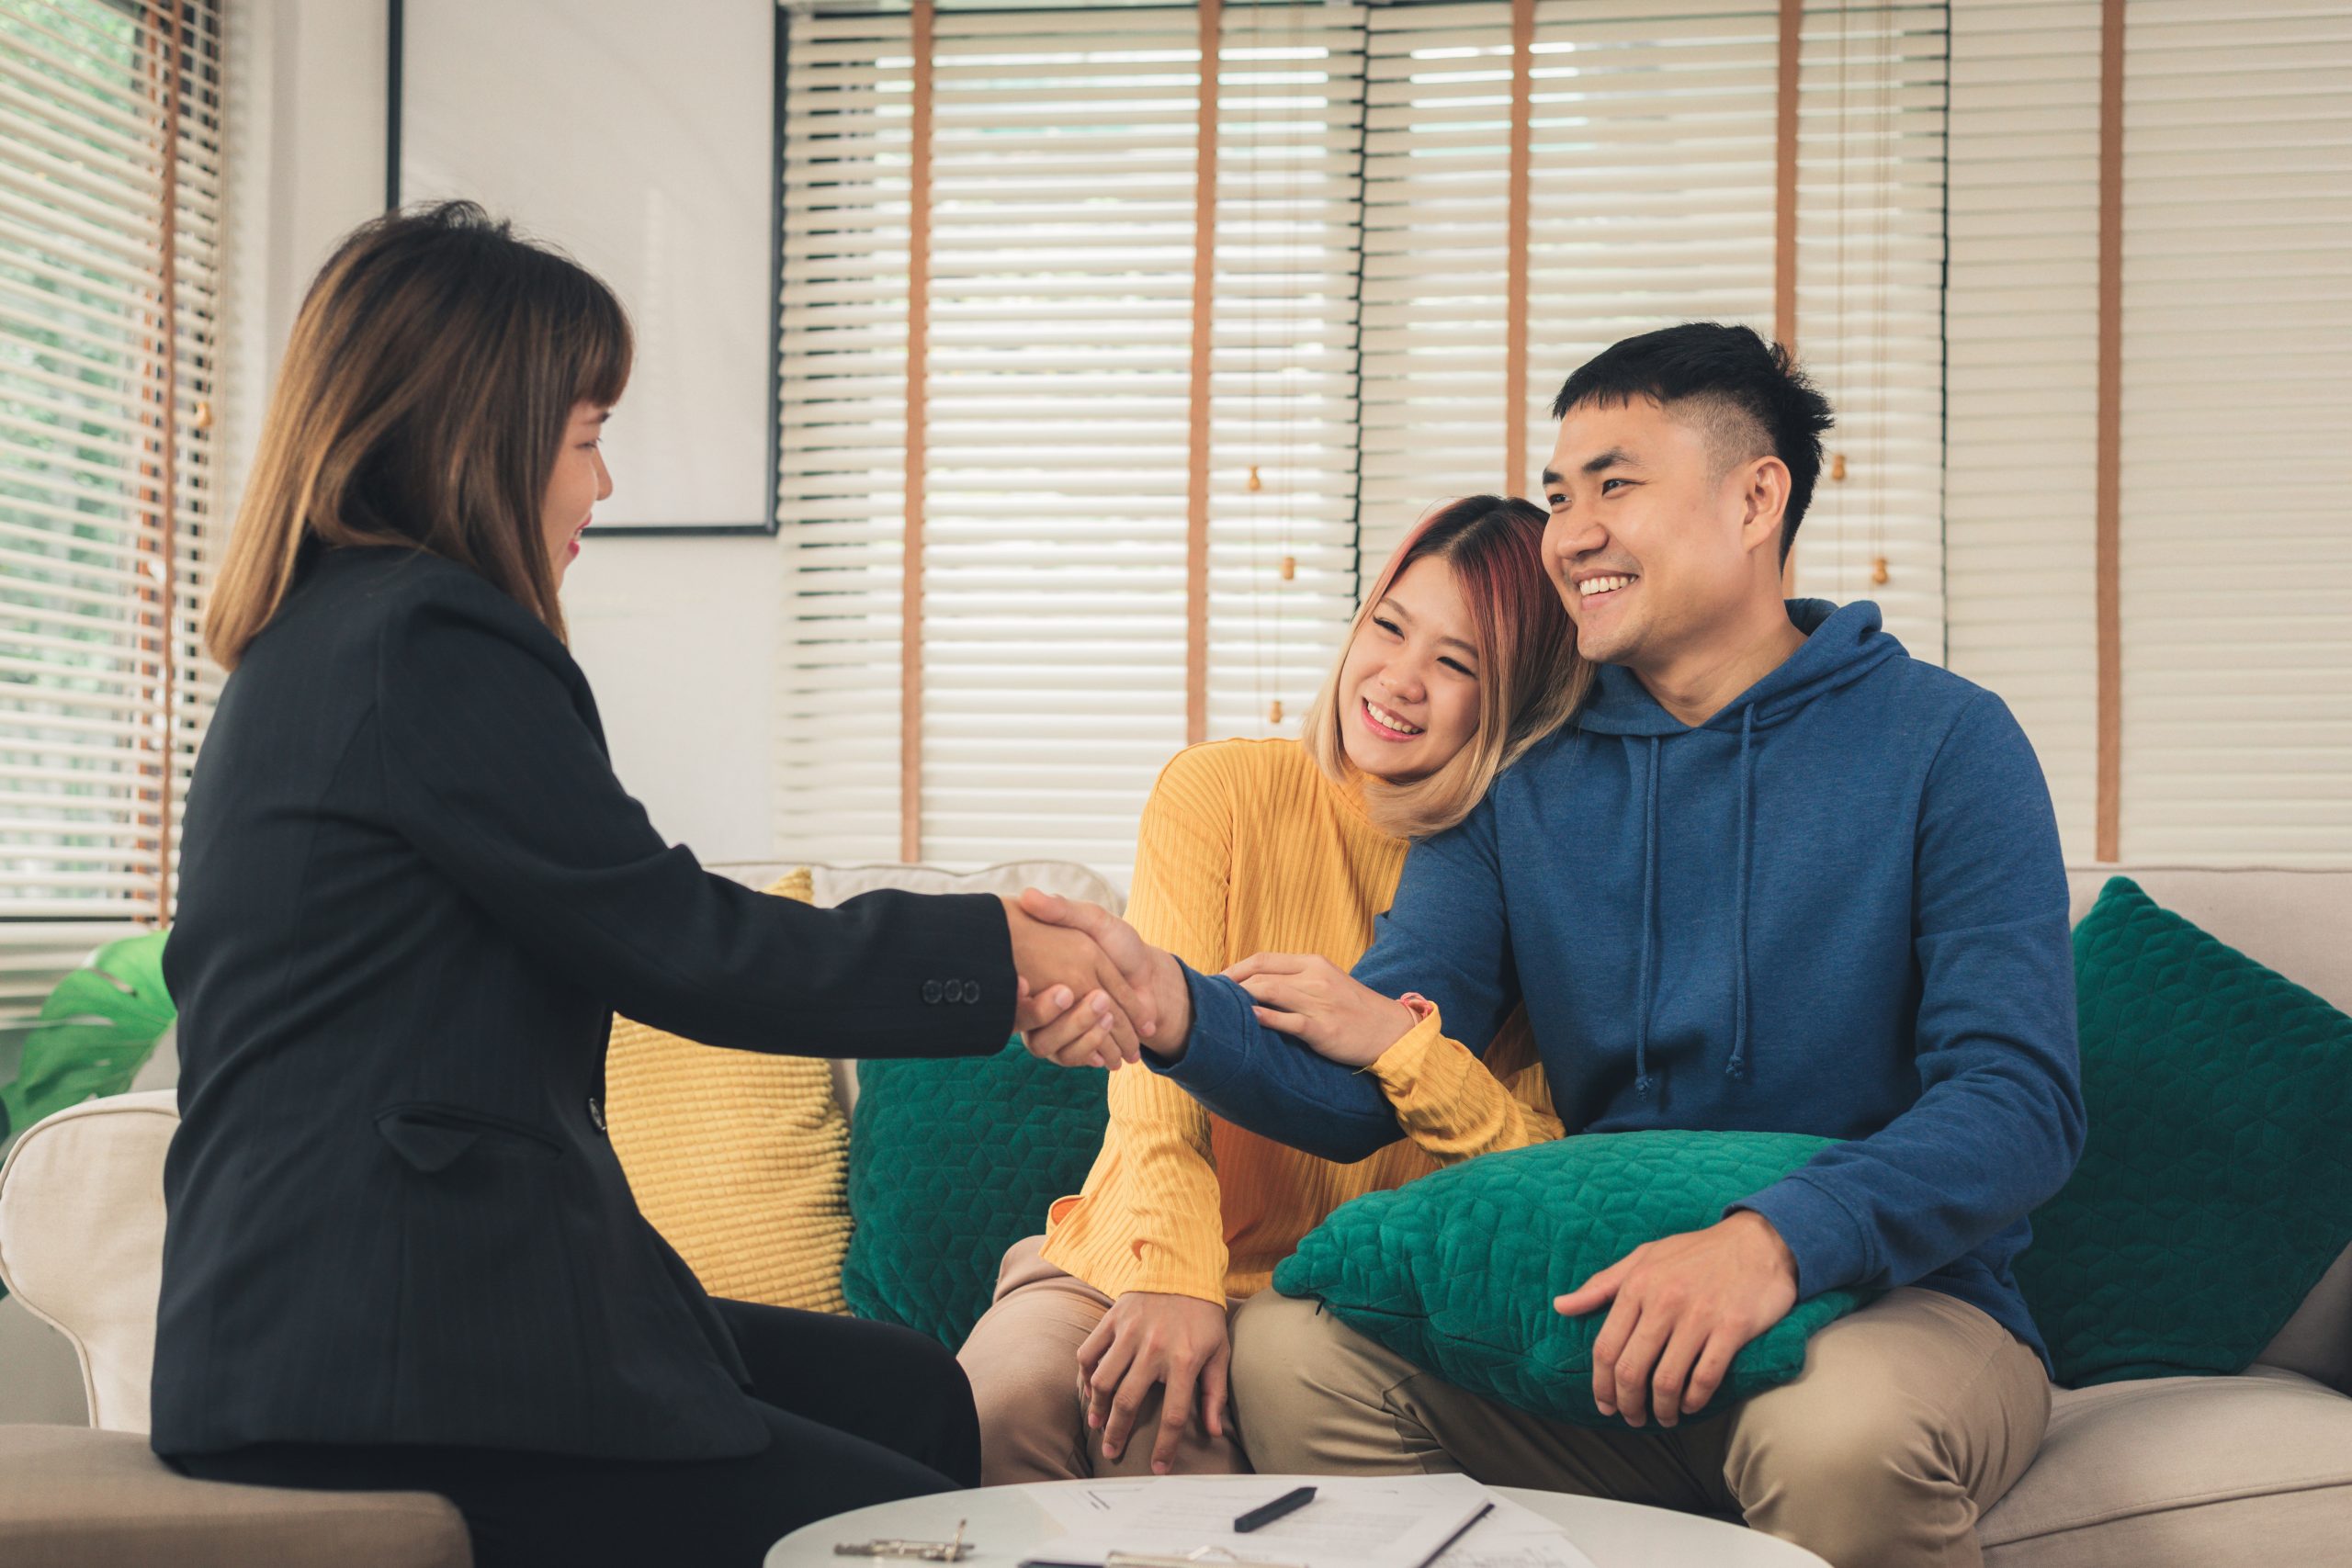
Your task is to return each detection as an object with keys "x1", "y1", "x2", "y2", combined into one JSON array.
[{"x1": 156, "y1": 203, "x2": 1157, "y2": 1567}]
